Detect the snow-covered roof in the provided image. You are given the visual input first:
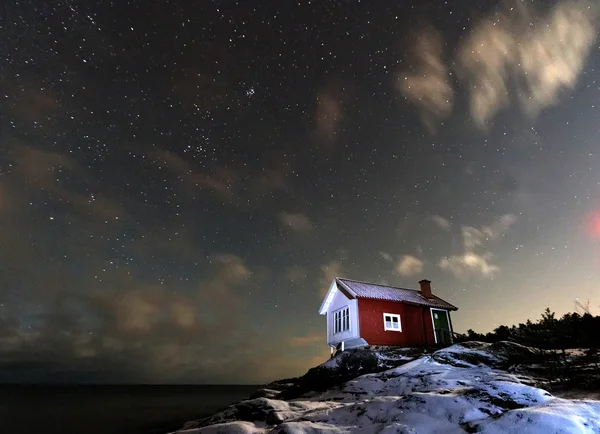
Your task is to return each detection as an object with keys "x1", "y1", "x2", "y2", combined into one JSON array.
[{"x1": 336, "y1": 277, "x2": 458, "y2": 311}]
